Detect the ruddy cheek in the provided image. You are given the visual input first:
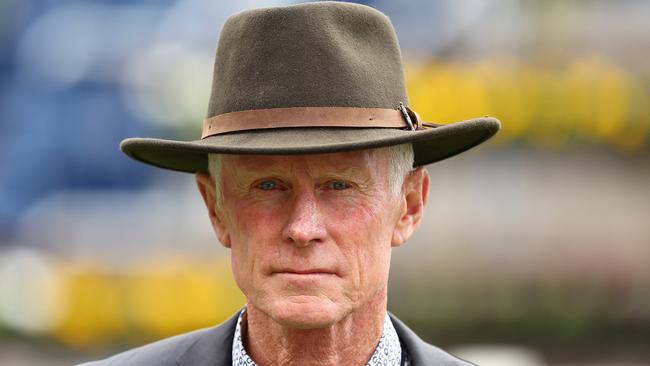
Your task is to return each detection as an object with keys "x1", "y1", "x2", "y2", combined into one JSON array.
[
  {"x1": 344, "y1": 201, "x2": 382, "y2": 227},
  {"x1": 234, "y1": 205, "x2": 279, "y2": 233}
]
